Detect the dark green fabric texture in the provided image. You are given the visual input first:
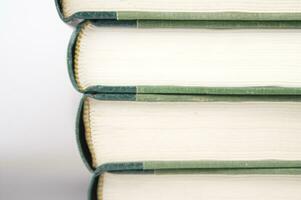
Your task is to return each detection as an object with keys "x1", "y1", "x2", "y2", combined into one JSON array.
[
  {"x1": 154, "y1": 168, "x2": 301, "y2": 175},
  {"x1": 138, "y1": 20, "x2": 301, "y2": 29},
  {"x1": 120, "y1": 11, "x2": 301, "y2": 21},
  {"x1": 138, "y1": 86, "x2": 301, "y2": 95},
  {"x1": 85, "y1": 86, "x2": 137, "y2": 94},
  {"x1": 136, "y1": 94, "x2": 301, "y2": 102},
  {"x1": 92, "y1": 19, "x2": 137, "y2": 27},
  {"x1": 144, "y1": 160, "x2": 301, "y2": 170},
  {"x1": 86, "y1": 93, "x2": 136, "y2": 101}
]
